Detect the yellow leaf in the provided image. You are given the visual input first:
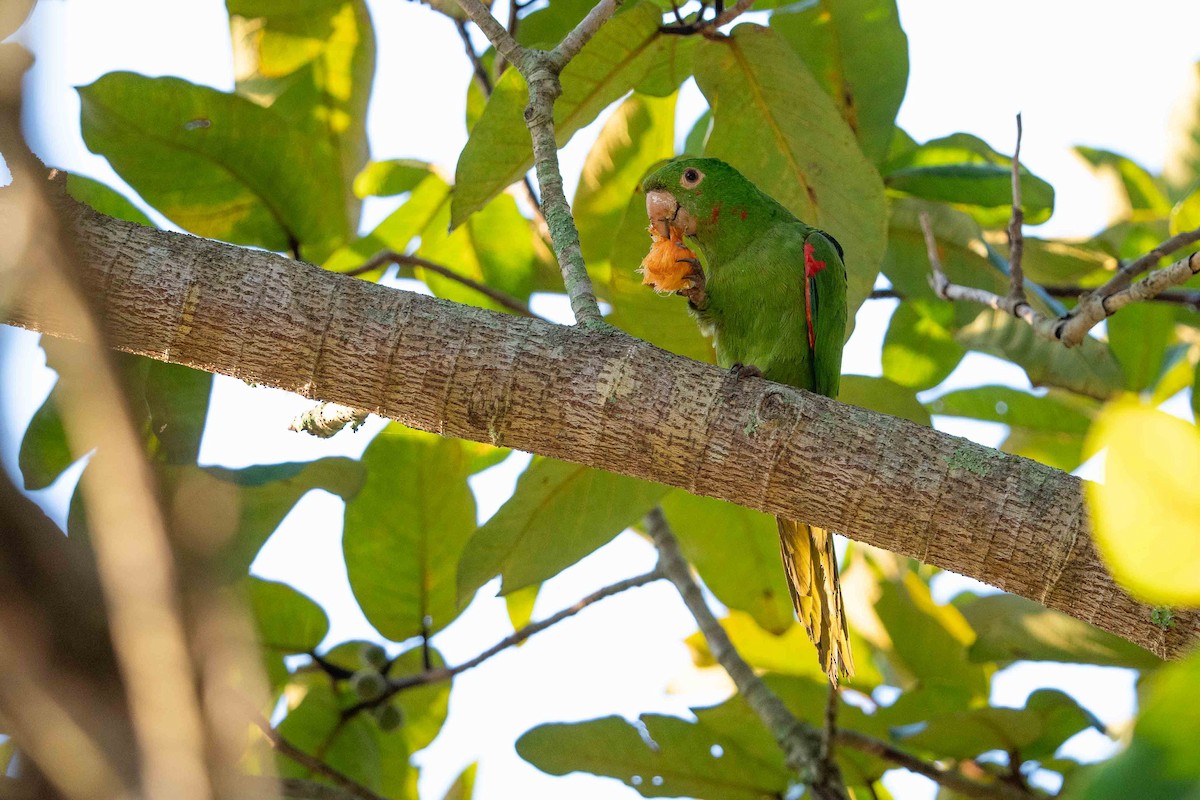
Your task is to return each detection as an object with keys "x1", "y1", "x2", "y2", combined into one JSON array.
[{"x1": 1085, "y1": 400, "x2": 1200, "y2": 605}]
